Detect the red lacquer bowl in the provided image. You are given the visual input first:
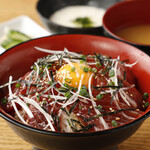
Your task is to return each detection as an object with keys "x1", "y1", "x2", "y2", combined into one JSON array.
[
  {"x1": 0, "y1": 34, "x2": 150, "y2": 150},
  {"x1": 103, "y1": 0, "x2": 150, "y2": 55}
]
